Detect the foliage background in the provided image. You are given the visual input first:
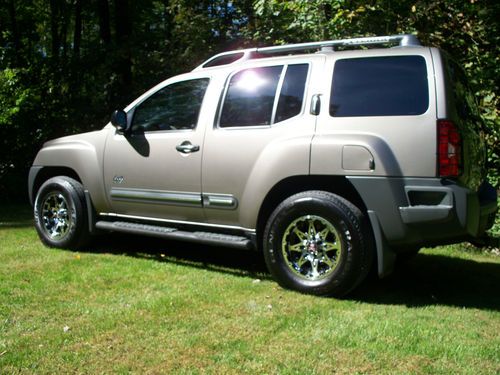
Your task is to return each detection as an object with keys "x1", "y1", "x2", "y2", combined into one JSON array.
[{"x1": 0, "y1": 0, "x2": 498, "y2": 202}]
